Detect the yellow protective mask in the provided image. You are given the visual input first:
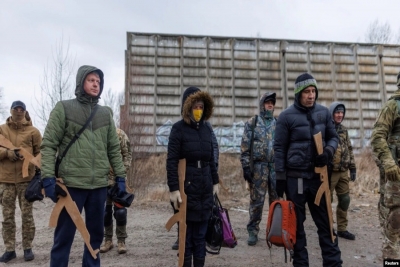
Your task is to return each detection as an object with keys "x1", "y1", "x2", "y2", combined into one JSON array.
[{"x1": 192, "y1": 109, "x2": 203, "y2": 122}]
